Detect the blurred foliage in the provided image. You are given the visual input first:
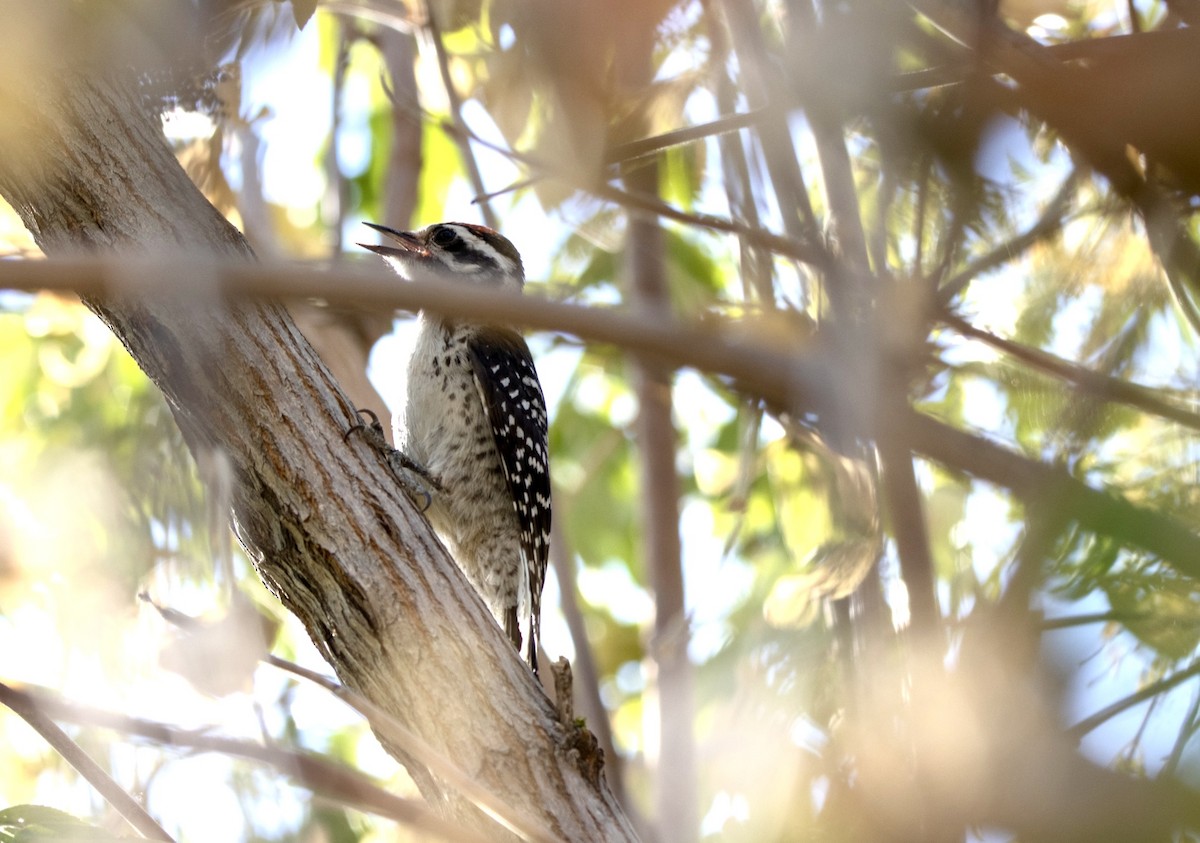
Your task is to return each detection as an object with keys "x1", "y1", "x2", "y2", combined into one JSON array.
[
  {"x1": 0, "y1": 298, "x2": 195, "y2": 629},
  {"x1": 0, "y1": 804, "x2": 132, "y2": 841},
  {"x1": 5, "y1": 0, "x2": 1200, "y2": 841}
]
